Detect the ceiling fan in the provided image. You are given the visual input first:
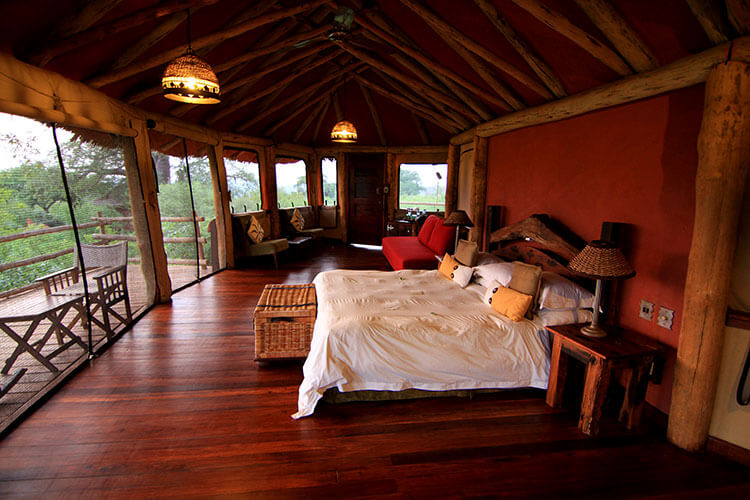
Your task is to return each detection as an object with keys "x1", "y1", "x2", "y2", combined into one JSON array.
[{"x1": 294, "y1": 6, "x2": 355, "y2": 48}]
